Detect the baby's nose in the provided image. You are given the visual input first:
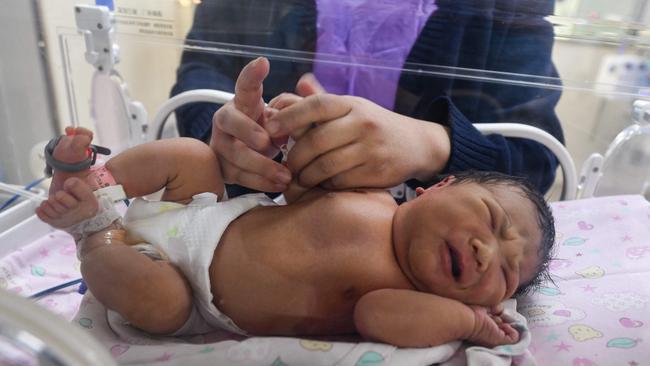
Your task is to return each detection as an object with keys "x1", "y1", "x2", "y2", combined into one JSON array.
[{"x1": 470, "y1": 238, "x2": 494, "y2": 273}]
